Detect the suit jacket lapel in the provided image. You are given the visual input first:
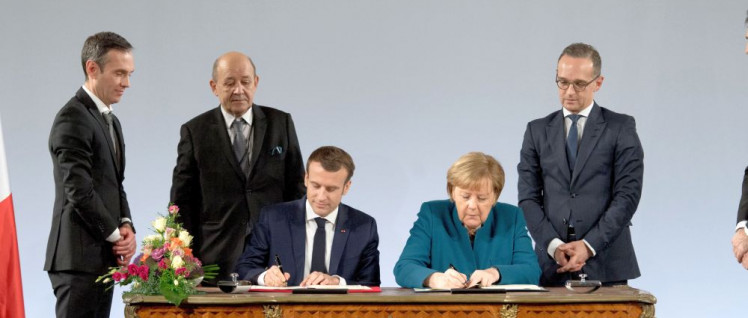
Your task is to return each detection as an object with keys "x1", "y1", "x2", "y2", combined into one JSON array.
[
  {"x1": 291, "y1": 199, "x2": 307, "y2": 282},
  {"x1": 78, "y1": 89, "x2": 121, "y2": 177},
  {"x1": 329, "y1": 204, "x2": 349, "y2": 275},
  {"x1": 212, "y1": 107, "x2": 246, "y2": 181},
  {"x1": 546, "y1": 111, "x2": 571, "y2": 183},
  {"x1": 247, "y1": 105, "x2": 267, "y2": 181},
  {"x1": 112, "y1": 115, "x2": 125, "y2": 177},
  {"x1": 571, "y1": 104, "x2": 606, "y2": 185}
]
